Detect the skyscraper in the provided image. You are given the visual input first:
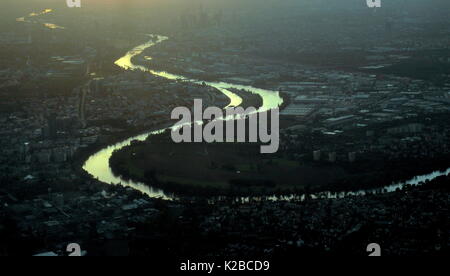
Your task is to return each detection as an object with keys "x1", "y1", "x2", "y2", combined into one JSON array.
[
  {"x1": 78, "y1": 86, "x2": 88, "y2": 129},
  {"x1": 47, "y1": 113, "x2": 57, "y2": 140}
]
